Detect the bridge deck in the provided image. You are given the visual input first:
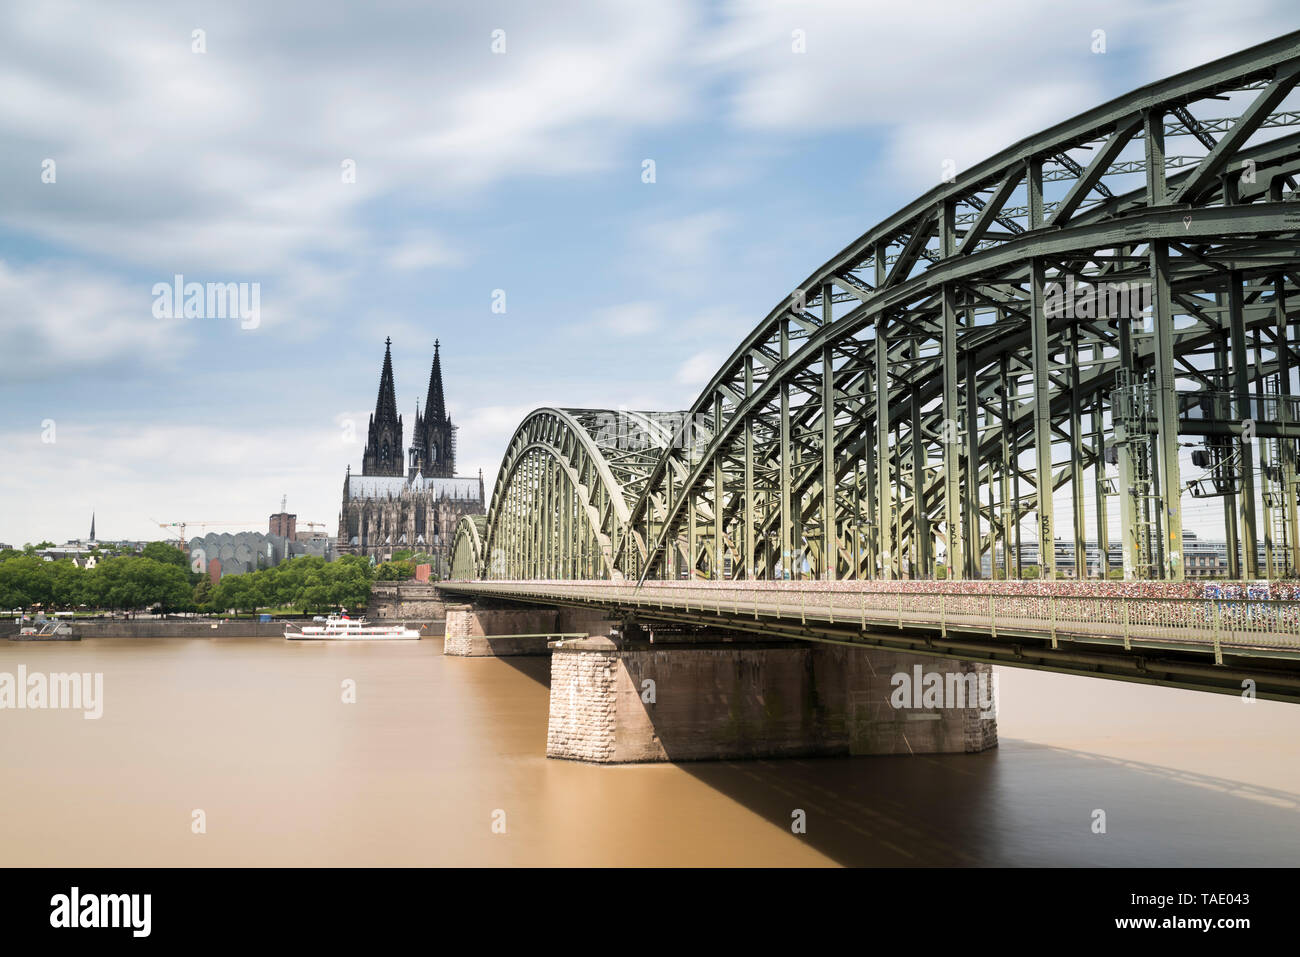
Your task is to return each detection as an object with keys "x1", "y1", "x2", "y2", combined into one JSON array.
[{"x1": 437, "y1": 580, "x2": 1300, "y2": 702}]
